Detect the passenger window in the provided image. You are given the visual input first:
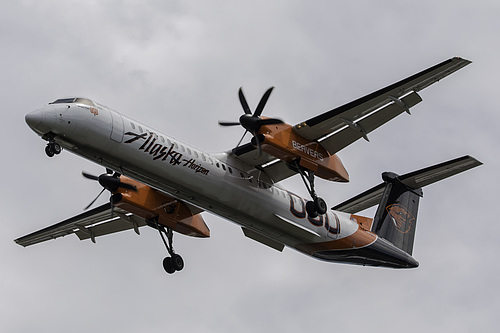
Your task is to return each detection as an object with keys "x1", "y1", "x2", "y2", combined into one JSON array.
[
  {"x1": 194, "y1": 151, "x2": 199, "y2": 158},
  {"x1": 187, "y1": 148, "x2": 192, "y2": 155},
  {"x1": 222, "y1": 164, "x2": 226, "y2": 171},
  {"x1": 138, "y1": 126, "x2": 143, "y2": 132},
  {"x1": 228, "y1": 167, "x2": 233, "y2": 174},
  {"x1": 201, "y1": 154, "x2": 207, "y2": 161},
  {"x1": 130, "y1": 122, "x2": 136, "y2": 130}
]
